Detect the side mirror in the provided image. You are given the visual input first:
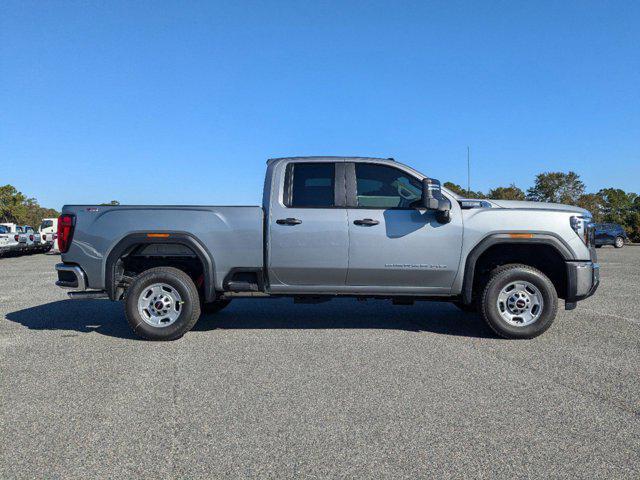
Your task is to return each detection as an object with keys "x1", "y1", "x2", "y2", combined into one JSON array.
[
  {"x1": 421, "y1": 177, "x2": 451, "y2": 223},
  {"x1": 421, "y1": 177, "x2": 440, "y2": 210}
]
